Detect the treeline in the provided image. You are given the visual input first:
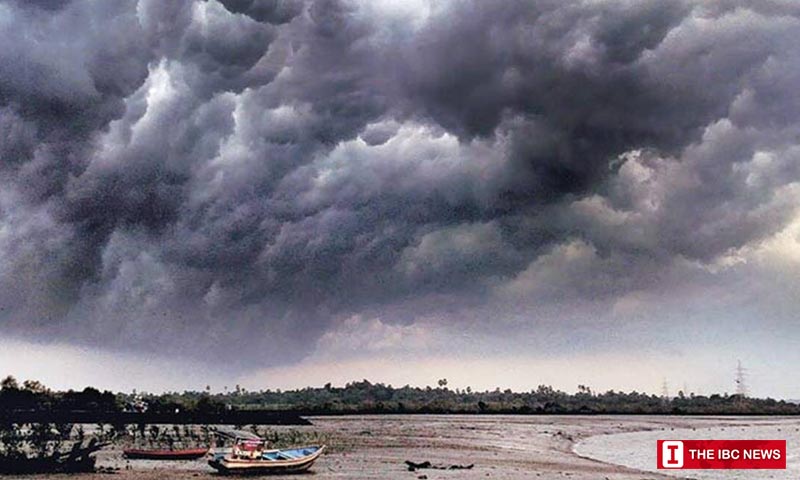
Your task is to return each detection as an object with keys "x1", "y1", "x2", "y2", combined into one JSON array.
[
  {"x1": 128, "y1": 380, "x2": 800, "y2": 415},
  {"x1": 0, "y1": 376, "x2": 306, "y2": 425},
  {"x1": 5, "y1": 375, "x2": 800, "y2": 416},
  {"x1": 0, "y1": 376, "x2": 117, "y2": 415}
]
